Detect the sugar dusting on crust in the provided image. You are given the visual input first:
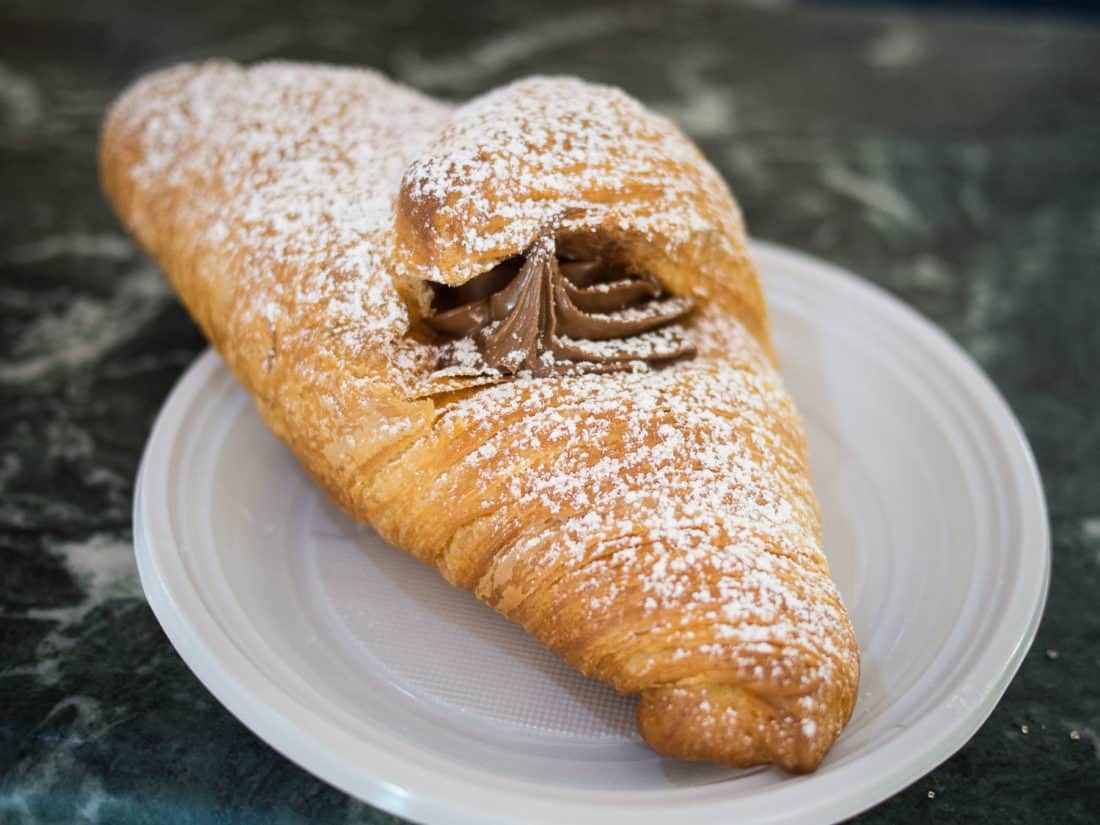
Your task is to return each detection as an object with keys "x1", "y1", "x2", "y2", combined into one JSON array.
[
  {"x1": 117, "y1": 61, "x2": 453, "y2": 392},
  {"x1": 440, "y1": 325, "x2": 856, "y2": 706},
  {"x1": 398, "y1": 75, "x2": 746, "y2": 285},
  {"x1": 107, "y1": 61, "x2": 857, "y2": 754}
]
